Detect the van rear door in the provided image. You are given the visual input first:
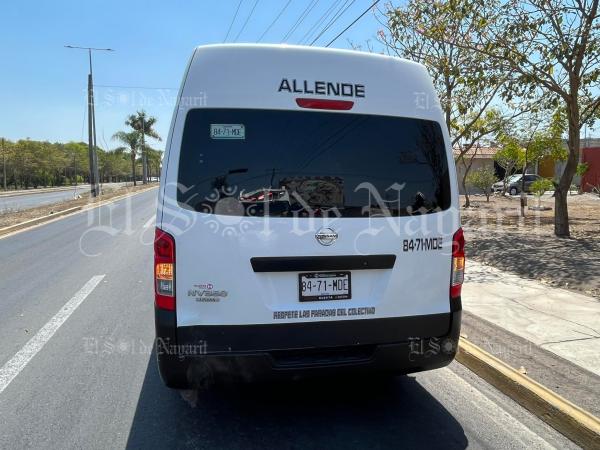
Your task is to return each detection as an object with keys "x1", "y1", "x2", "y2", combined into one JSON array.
[{"x1": 168, "y1": 107, "x2": 456, "y2": 328}]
